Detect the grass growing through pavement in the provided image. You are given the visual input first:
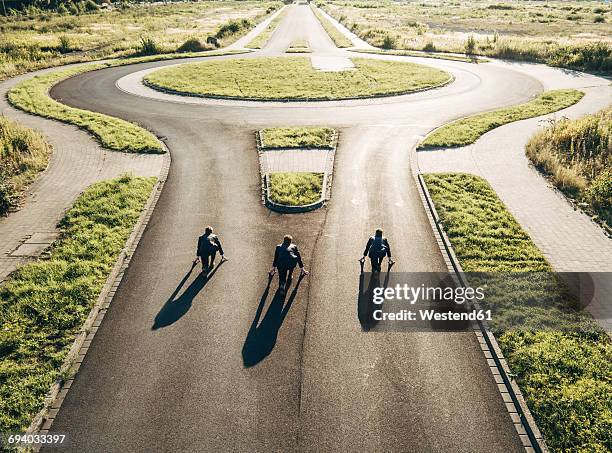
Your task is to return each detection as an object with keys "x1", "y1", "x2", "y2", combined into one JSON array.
[
  {"x1": 268, "y1": 172, "x2": 323, "y2": 206},
  {"x1": 0, "y1": 174, "x2": 155, "y2": 435},
  {"x1": 310, "y1": 4, "x2": 353, "y2": 48},
  {"x1": 144, "y1": 56, "x2": 451, "y2": 101},
  {"x1": 286, "y1": 40, "x2": 311, "y2": 53},
  {"x1": 526, "y1": 106, "x2": 611, "y2": 232},
  {"x1": 8, "y1": 65, "x2": 164, "y2": 154},
  {"x1": 423, "y1": 173, "x2": 611, "y2": 452},
  {"x1": 260, "y1": 127, "x2": 335, "y2": 149},
  {"x1": 419, "y1": 89, "x2": 584, "y2": 149},
  {"x1": 0, "y1": 116, "x2": 51, "y2": 215},
  {"x1": 246, "y1": 7, "x2": 288, "y2": 49}
]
